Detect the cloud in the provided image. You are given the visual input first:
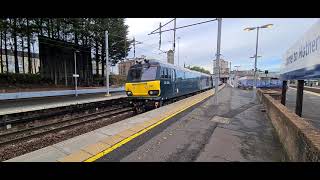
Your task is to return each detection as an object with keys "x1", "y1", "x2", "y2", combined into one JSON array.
[
  {"x1": 125, "y1": 18, "x2": 319, "y2": 73},
  {"x1": 125, "y1": 18, "x2": 172, "y2": 39}
]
